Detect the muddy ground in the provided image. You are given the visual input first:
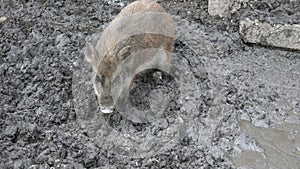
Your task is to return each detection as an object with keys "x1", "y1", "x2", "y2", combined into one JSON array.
[{"x1": 0, "y1": 0, "x2": 299, "y2": 168}]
